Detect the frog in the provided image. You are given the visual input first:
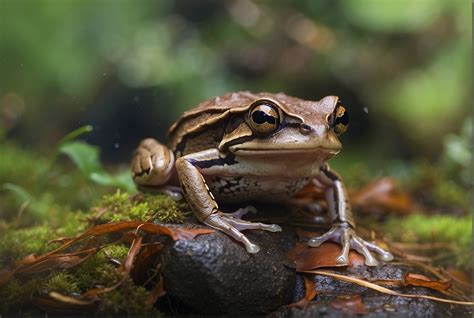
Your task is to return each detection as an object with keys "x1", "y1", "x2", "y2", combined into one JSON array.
[{"x1": 131, "y1": 91, "x2": 393, "y2": 266}]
